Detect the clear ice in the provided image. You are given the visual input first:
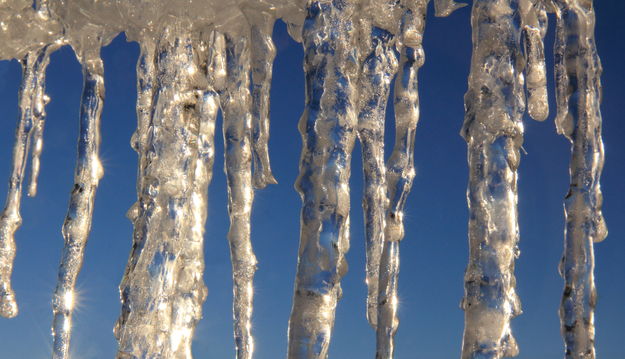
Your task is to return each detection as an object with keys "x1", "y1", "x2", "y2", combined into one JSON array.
[
  {"x1": 51, "y1": 44, "x2": 105, "y2": 359},
  {"x1": 460, "y1": 0, "x2": 525, "y2": 357},
  {"x1": 246, "y1": 6, "x2": 278, "y2": 190},
  {"x1": 0, "y1": 47, "x2": 53, "y2": 318},
  {"x1": 357, "y1": 0, "x2": 400, "y2": 331},
  {"x1": 553, "y1": 1, "x2": 606, "y2": 358},
  {"x1": 219, "y1": 31, "x2": 258, "y2": 359},
  {"x1": 375, "y1": 1, "x2": 429, "y2": 358},
  {"x1": 0, "y1": 0, "x2": 608, "y2": 358},
  {"x1": 27, "y1": 45, "x2": 54, "y2": 198},
  {"x1": 287, "y1": 1, "x2": 358, "y2": 357},
  {"x1": 520, "y1": 0, "x2": 549, "y2": 122},
  {"x1": 0, "y1": 0, "x2": 61, "y2": 315},
  {"x1": 114, "y1": 26, "x2": 207, "y2": 358}
]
